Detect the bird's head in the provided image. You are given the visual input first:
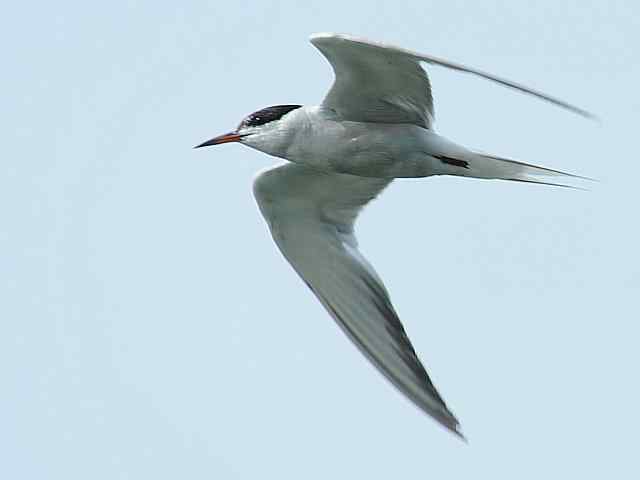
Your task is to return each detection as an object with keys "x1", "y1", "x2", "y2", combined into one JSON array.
[{"x1": 194, "y1": 104, "x2": 303, "y2": 156}]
